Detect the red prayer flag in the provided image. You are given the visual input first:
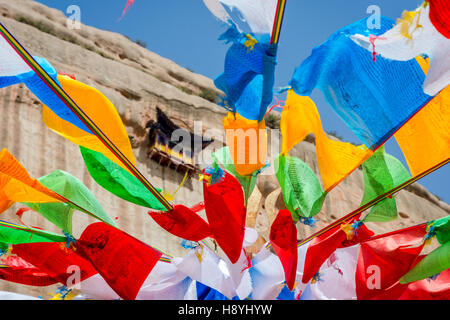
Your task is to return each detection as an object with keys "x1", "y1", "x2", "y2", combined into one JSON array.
[
  {"x1": 355, "y1": 224, "x2": 428, "y2": 299},
  {"x1": 0, "y1": 255, "x2": 57, "y2": 287},
  {"x1": 12, "y1": 242, "x2": 97, "y2": 285},
  {"x1": 148, "y1": 204, "x2": 212, "y2": 242},
  {"x1": 203, "y1": 172, "x2": 246, "y2": 264},
  {"x1": 367, "y1": 255, "x2": 450, "y2": 300},
  {"x1": 428, "y1": 0, "x2": 450, "y2": 39},
  {"x1": 302, "y1": 214, "x2": 374, "y2": 284},
  {"x1": 270, "y1": 210, "x2": 298, "y2": 291},
  {"x1": 75, "y1": 222, "x2": 162, "y2": 300}
]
